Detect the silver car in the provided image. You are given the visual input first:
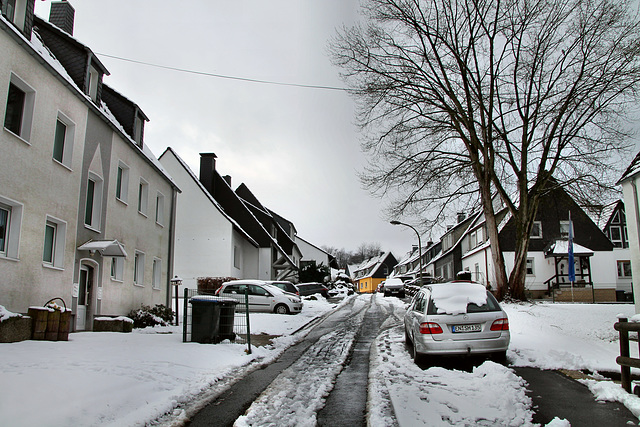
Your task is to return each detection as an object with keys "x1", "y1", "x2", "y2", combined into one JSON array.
[
  {"x1": 404, "y1": 281, "x2": 510, "y2": 363},
  {"x1": 216, "y1": 280, "x2": 303, "y2": 314}
]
